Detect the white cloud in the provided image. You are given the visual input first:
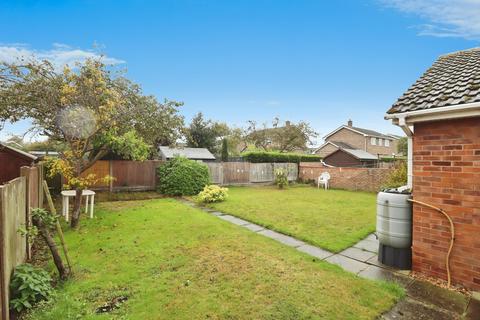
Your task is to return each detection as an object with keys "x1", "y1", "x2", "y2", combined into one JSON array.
[
  {"x1": 380, "y1": 0, "x2": 480, "y2": 40},
  {"x1": 0, "y1": 43, "x2": 124, "y2": 69}
]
